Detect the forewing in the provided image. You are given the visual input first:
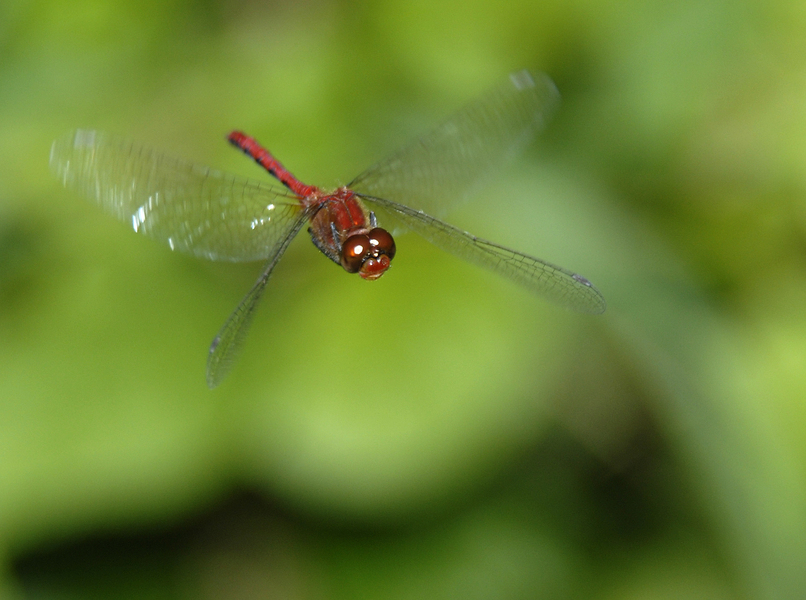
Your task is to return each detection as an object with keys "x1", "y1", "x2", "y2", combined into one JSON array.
[
  {"x1": 349, "y1": 70, "x2": 559, "y2": 218},
  {"x1": 50, "y1": 129, "x2": 303, "y2": 262},
  {"x1": 362, "y1": 194, "x2": 606, "y2": 314},
  {"x1": 206, "y1": 211, "x2": 309, "y2": 388}
]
